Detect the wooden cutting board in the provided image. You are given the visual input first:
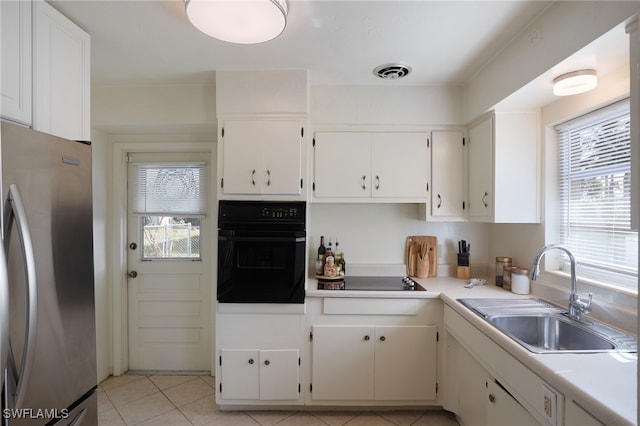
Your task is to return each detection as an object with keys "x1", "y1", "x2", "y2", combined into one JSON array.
[{"x1": 405, "y1": 236, "x2": 438, "y2": 277}]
